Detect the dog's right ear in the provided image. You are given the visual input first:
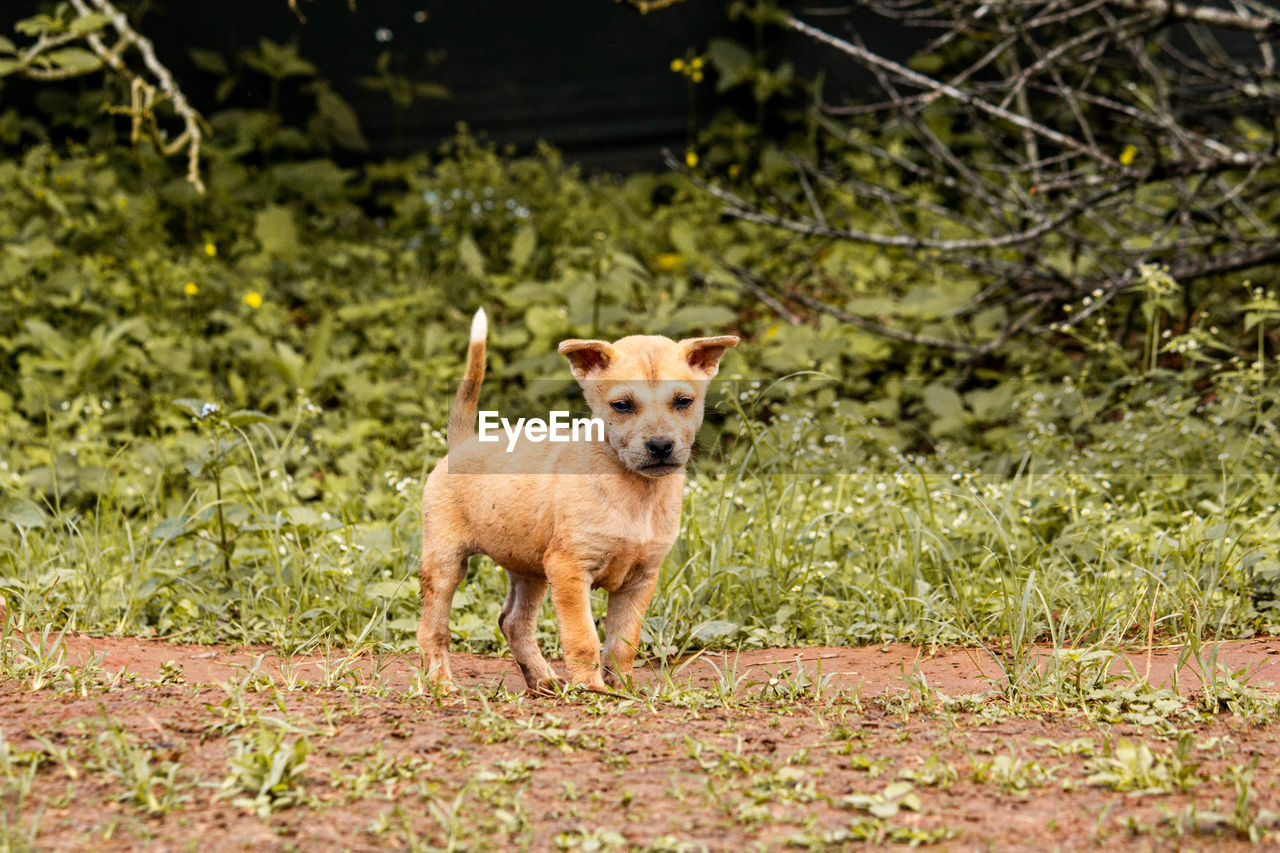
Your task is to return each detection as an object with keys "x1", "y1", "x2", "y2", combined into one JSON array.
[{"x1": 558, "y1": 339, "x2": 616, "y2": 381}]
